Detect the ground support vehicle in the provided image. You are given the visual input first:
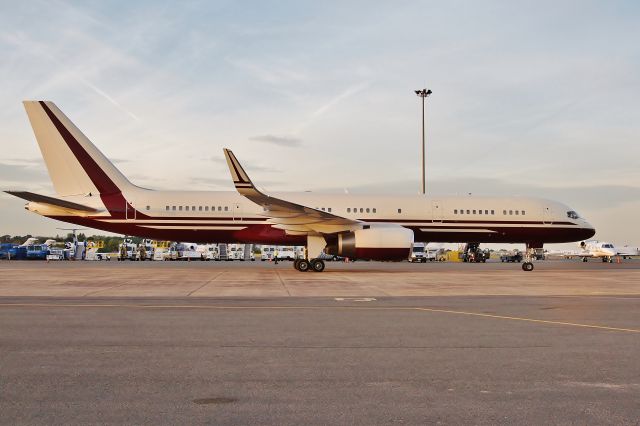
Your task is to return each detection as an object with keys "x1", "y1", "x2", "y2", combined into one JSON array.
[
  {"x1": 500, "y1": 250, "x2": 523, "y2": 263},
  {"x1": 461, "y1": 243, "x2": 489, "y2": 263}
]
